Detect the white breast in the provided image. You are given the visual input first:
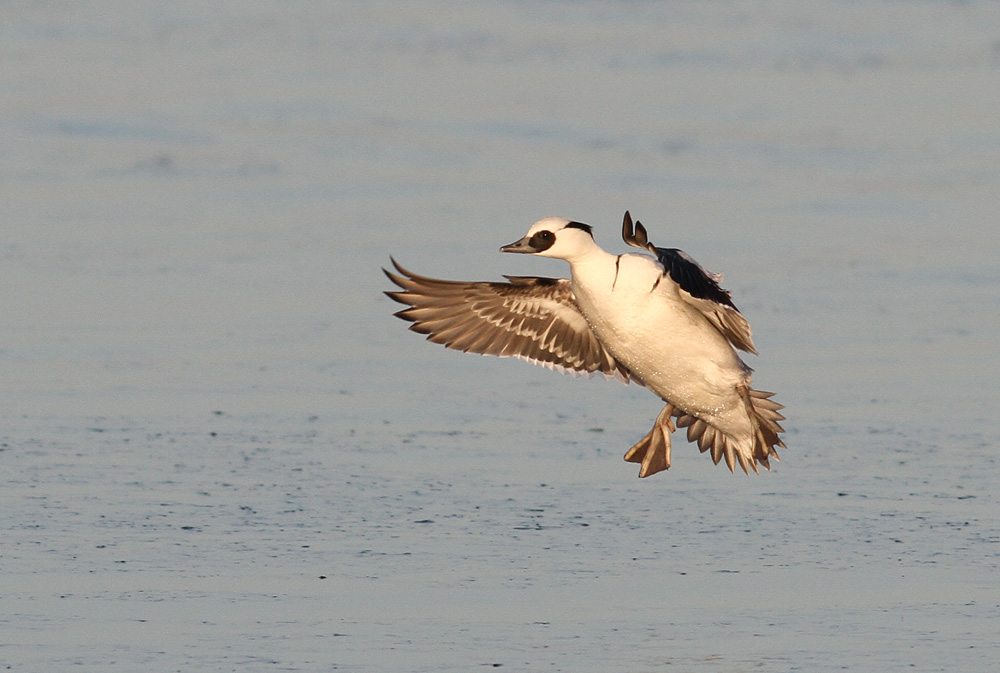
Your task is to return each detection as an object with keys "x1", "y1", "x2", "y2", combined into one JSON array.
[{"x1": 570, "y1": 252, "x2": 750, "y2": 418}]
